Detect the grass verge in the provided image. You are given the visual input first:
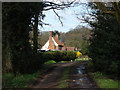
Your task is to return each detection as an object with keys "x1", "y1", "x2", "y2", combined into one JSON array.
[
  {"x1": 2, "y1": 63, "x2": 56, "y2": 88},
  {"x1": 89, "y1": 72, "x2": 120, "y2": 89},
  {"x1": 87, "y1": 61, "x2": 120, "y2": 89},
  {"x1": 44, "y1": 60, "x2": 56, "y2": 64},
  {"x1": 2, "y1": 72, "x2": 40, "y2": 88},
  {"x1": 59, "y1": 67, "x2": 70, "y2": 88},
  {"x1": 75, "y1": 58, "x2": 90, "y2": 61}
]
